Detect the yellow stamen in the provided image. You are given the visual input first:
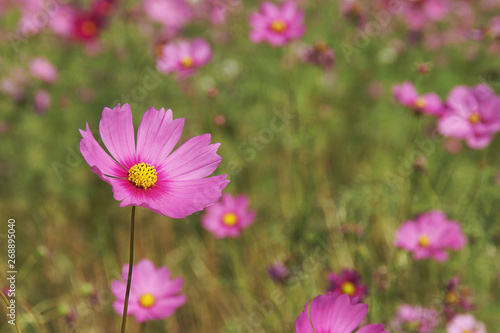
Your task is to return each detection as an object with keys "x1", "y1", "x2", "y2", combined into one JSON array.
[
  {"x1": 128, "y1": 162, "x2": 158, "y2": 189},
  {"x1": 341, "y1": 281, "x2": 356, "y2": 296},
  {"x1": 418, "y1": 235, "x2": 430, "y2": 248},
  {"x1": 414, "y1": 97, "x2": 426, "y2": 109},
  {"x1": 445, "y1": 291, "x2": 459, "y2": 304},
  {"x1": 181, "y1": 56, "x2": 194, "y2": 68},
  {"x1": 139, "y1": 293, "x2": 155, "y2": 308},
  {"x1": 222, "y1": 212, "x2": 238, "y2": 226},
  {"x1": 81, "y1": 20, "x2": 97, "y2": 36},
  {"x1": 469, "y1": 113, "x2": 481, "y2": 124},
  {"x1": 270, "y1": 20, "x2": 287, "y2": 33}
]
